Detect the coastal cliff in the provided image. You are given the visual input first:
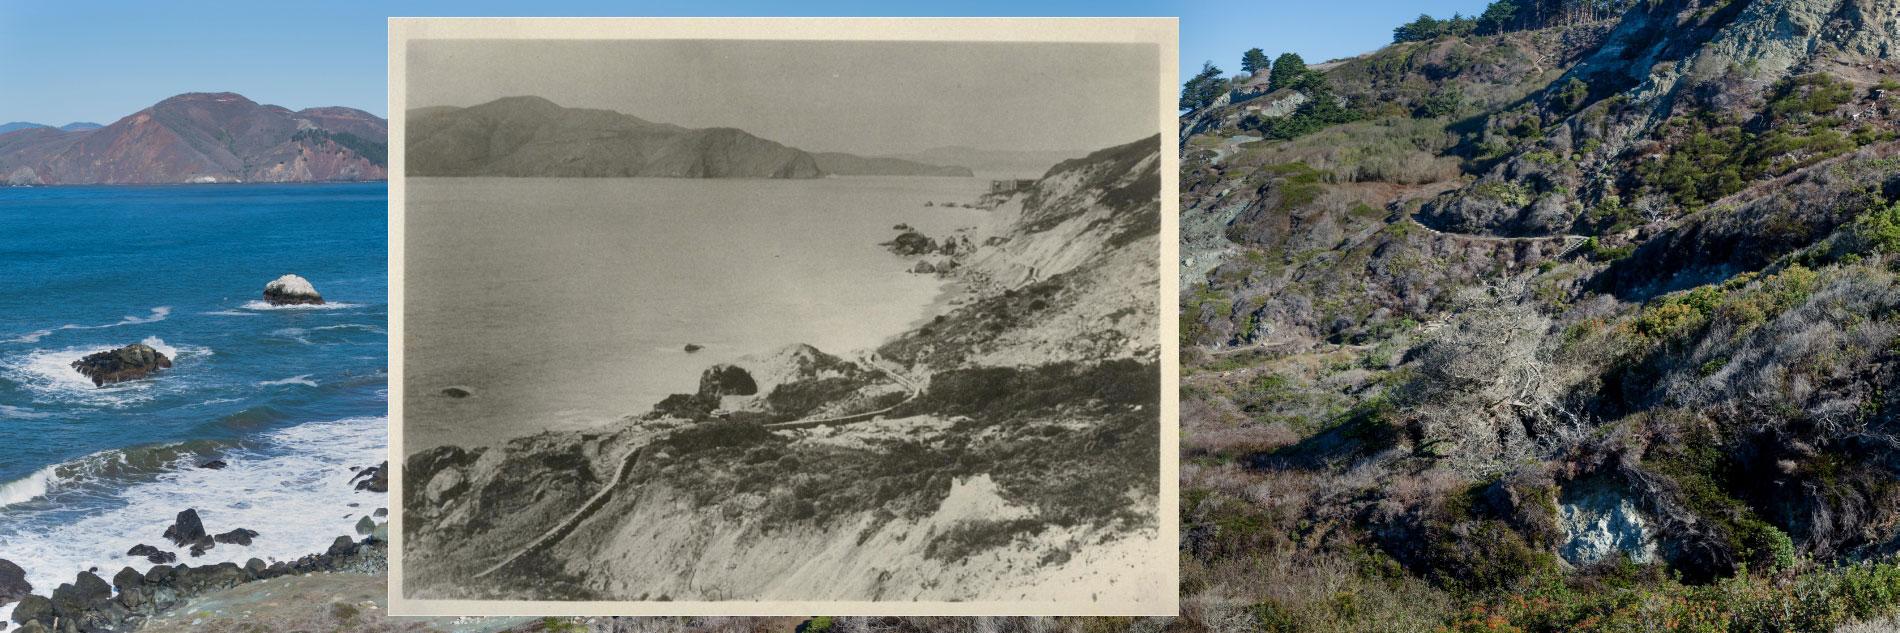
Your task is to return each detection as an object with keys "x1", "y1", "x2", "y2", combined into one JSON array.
[
  {"x1": 402, "y1": 135, "x2": 1163, "y2": 603},
  {"x1": 0, "y1": 92, "x2": 387, "y2": 185}
]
